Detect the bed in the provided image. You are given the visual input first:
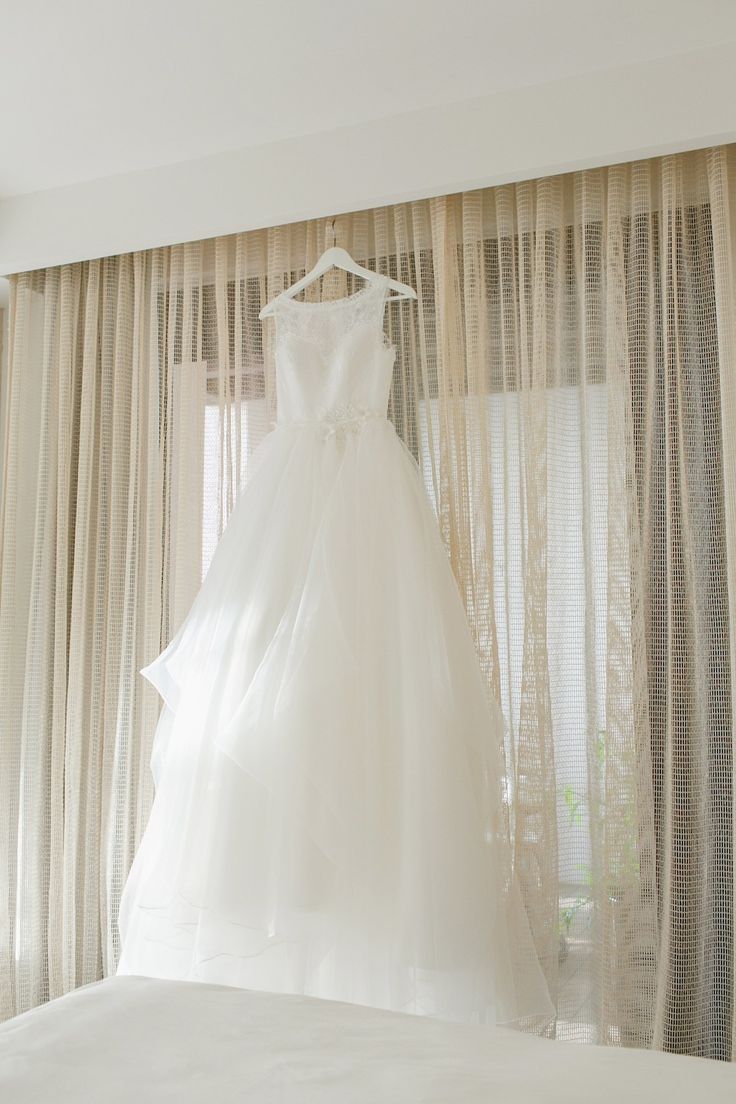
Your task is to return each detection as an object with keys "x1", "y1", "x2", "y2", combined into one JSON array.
[{"x1": 1, "y1": 975, "x2": 733, "y2": 1102}]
